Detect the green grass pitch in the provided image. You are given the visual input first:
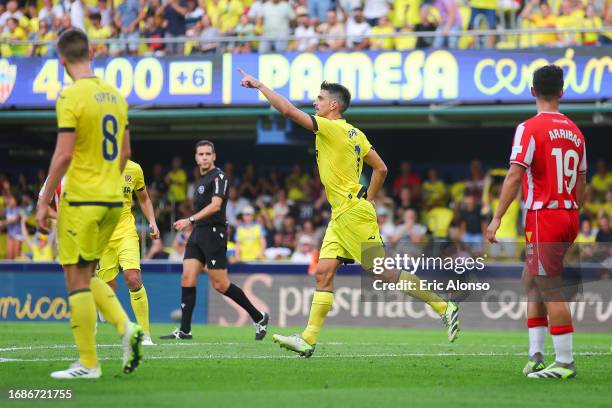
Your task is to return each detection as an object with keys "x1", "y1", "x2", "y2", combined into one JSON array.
[{"x1": 0, "y1": 323, "x2": 610, "y2": 407}]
